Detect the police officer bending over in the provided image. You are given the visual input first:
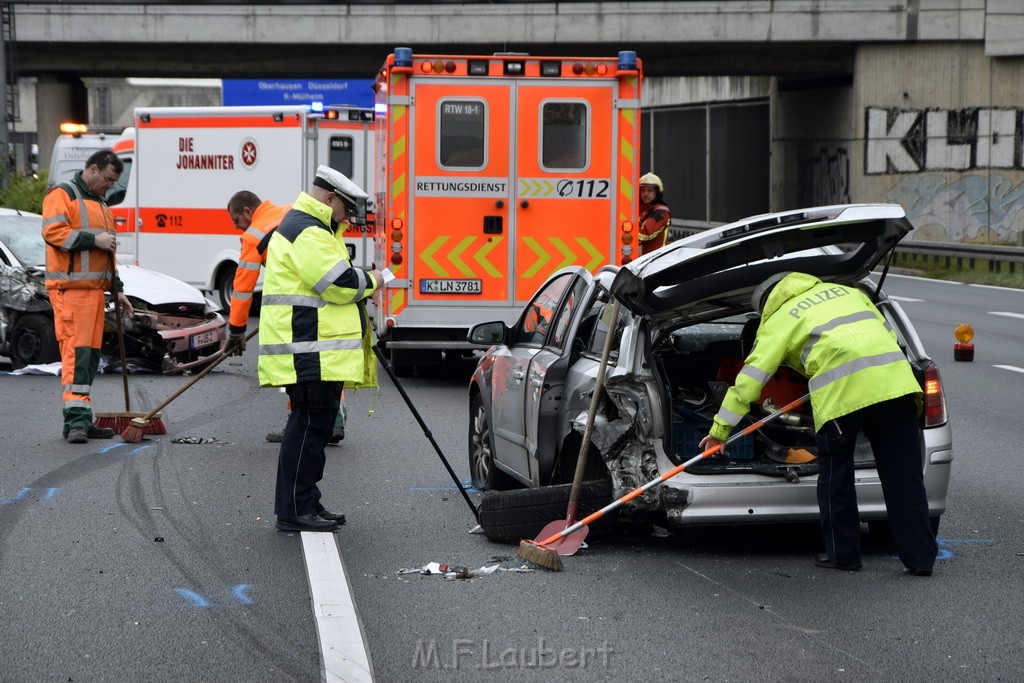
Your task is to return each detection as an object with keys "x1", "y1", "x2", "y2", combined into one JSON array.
[
  {"x1": 700, "y1": 271, "x2": 938, "y2": 576},
  {"x1": 258, "y1": 166, "x2": 388, "y2": 533}
]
